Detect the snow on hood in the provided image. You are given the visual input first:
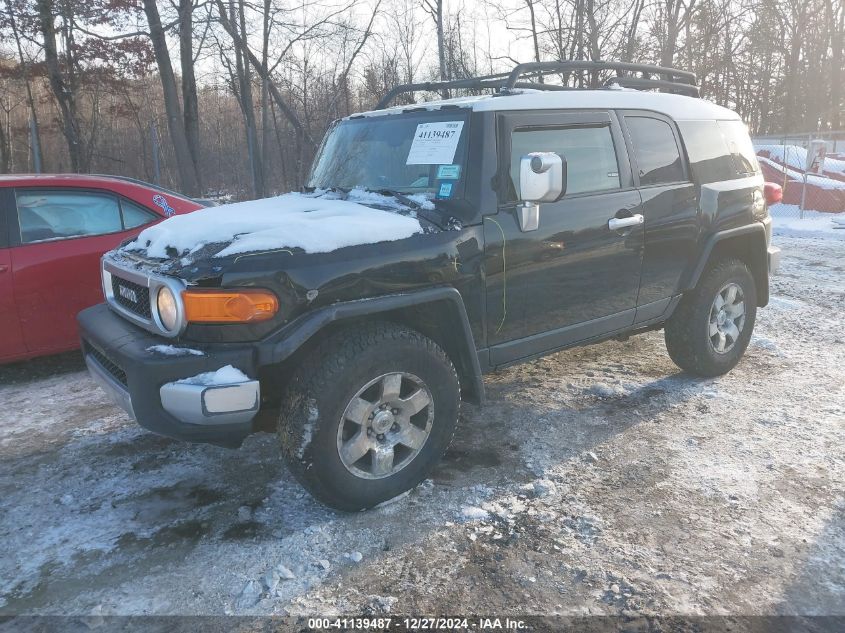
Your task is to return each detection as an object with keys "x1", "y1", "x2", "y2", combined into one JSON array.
[{"x1": 122, "y1": 190, "x2": 428, "y2": 260}]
